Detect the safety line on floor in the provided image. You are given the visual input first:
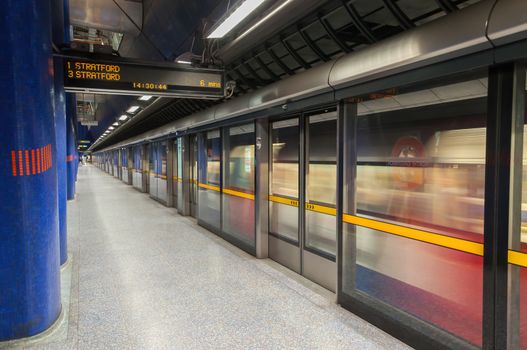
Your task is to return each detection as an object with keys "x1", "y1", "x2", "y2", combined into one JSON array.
[{"x1": 342, "y1": 214, "x2": 484, "y2": 256}]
